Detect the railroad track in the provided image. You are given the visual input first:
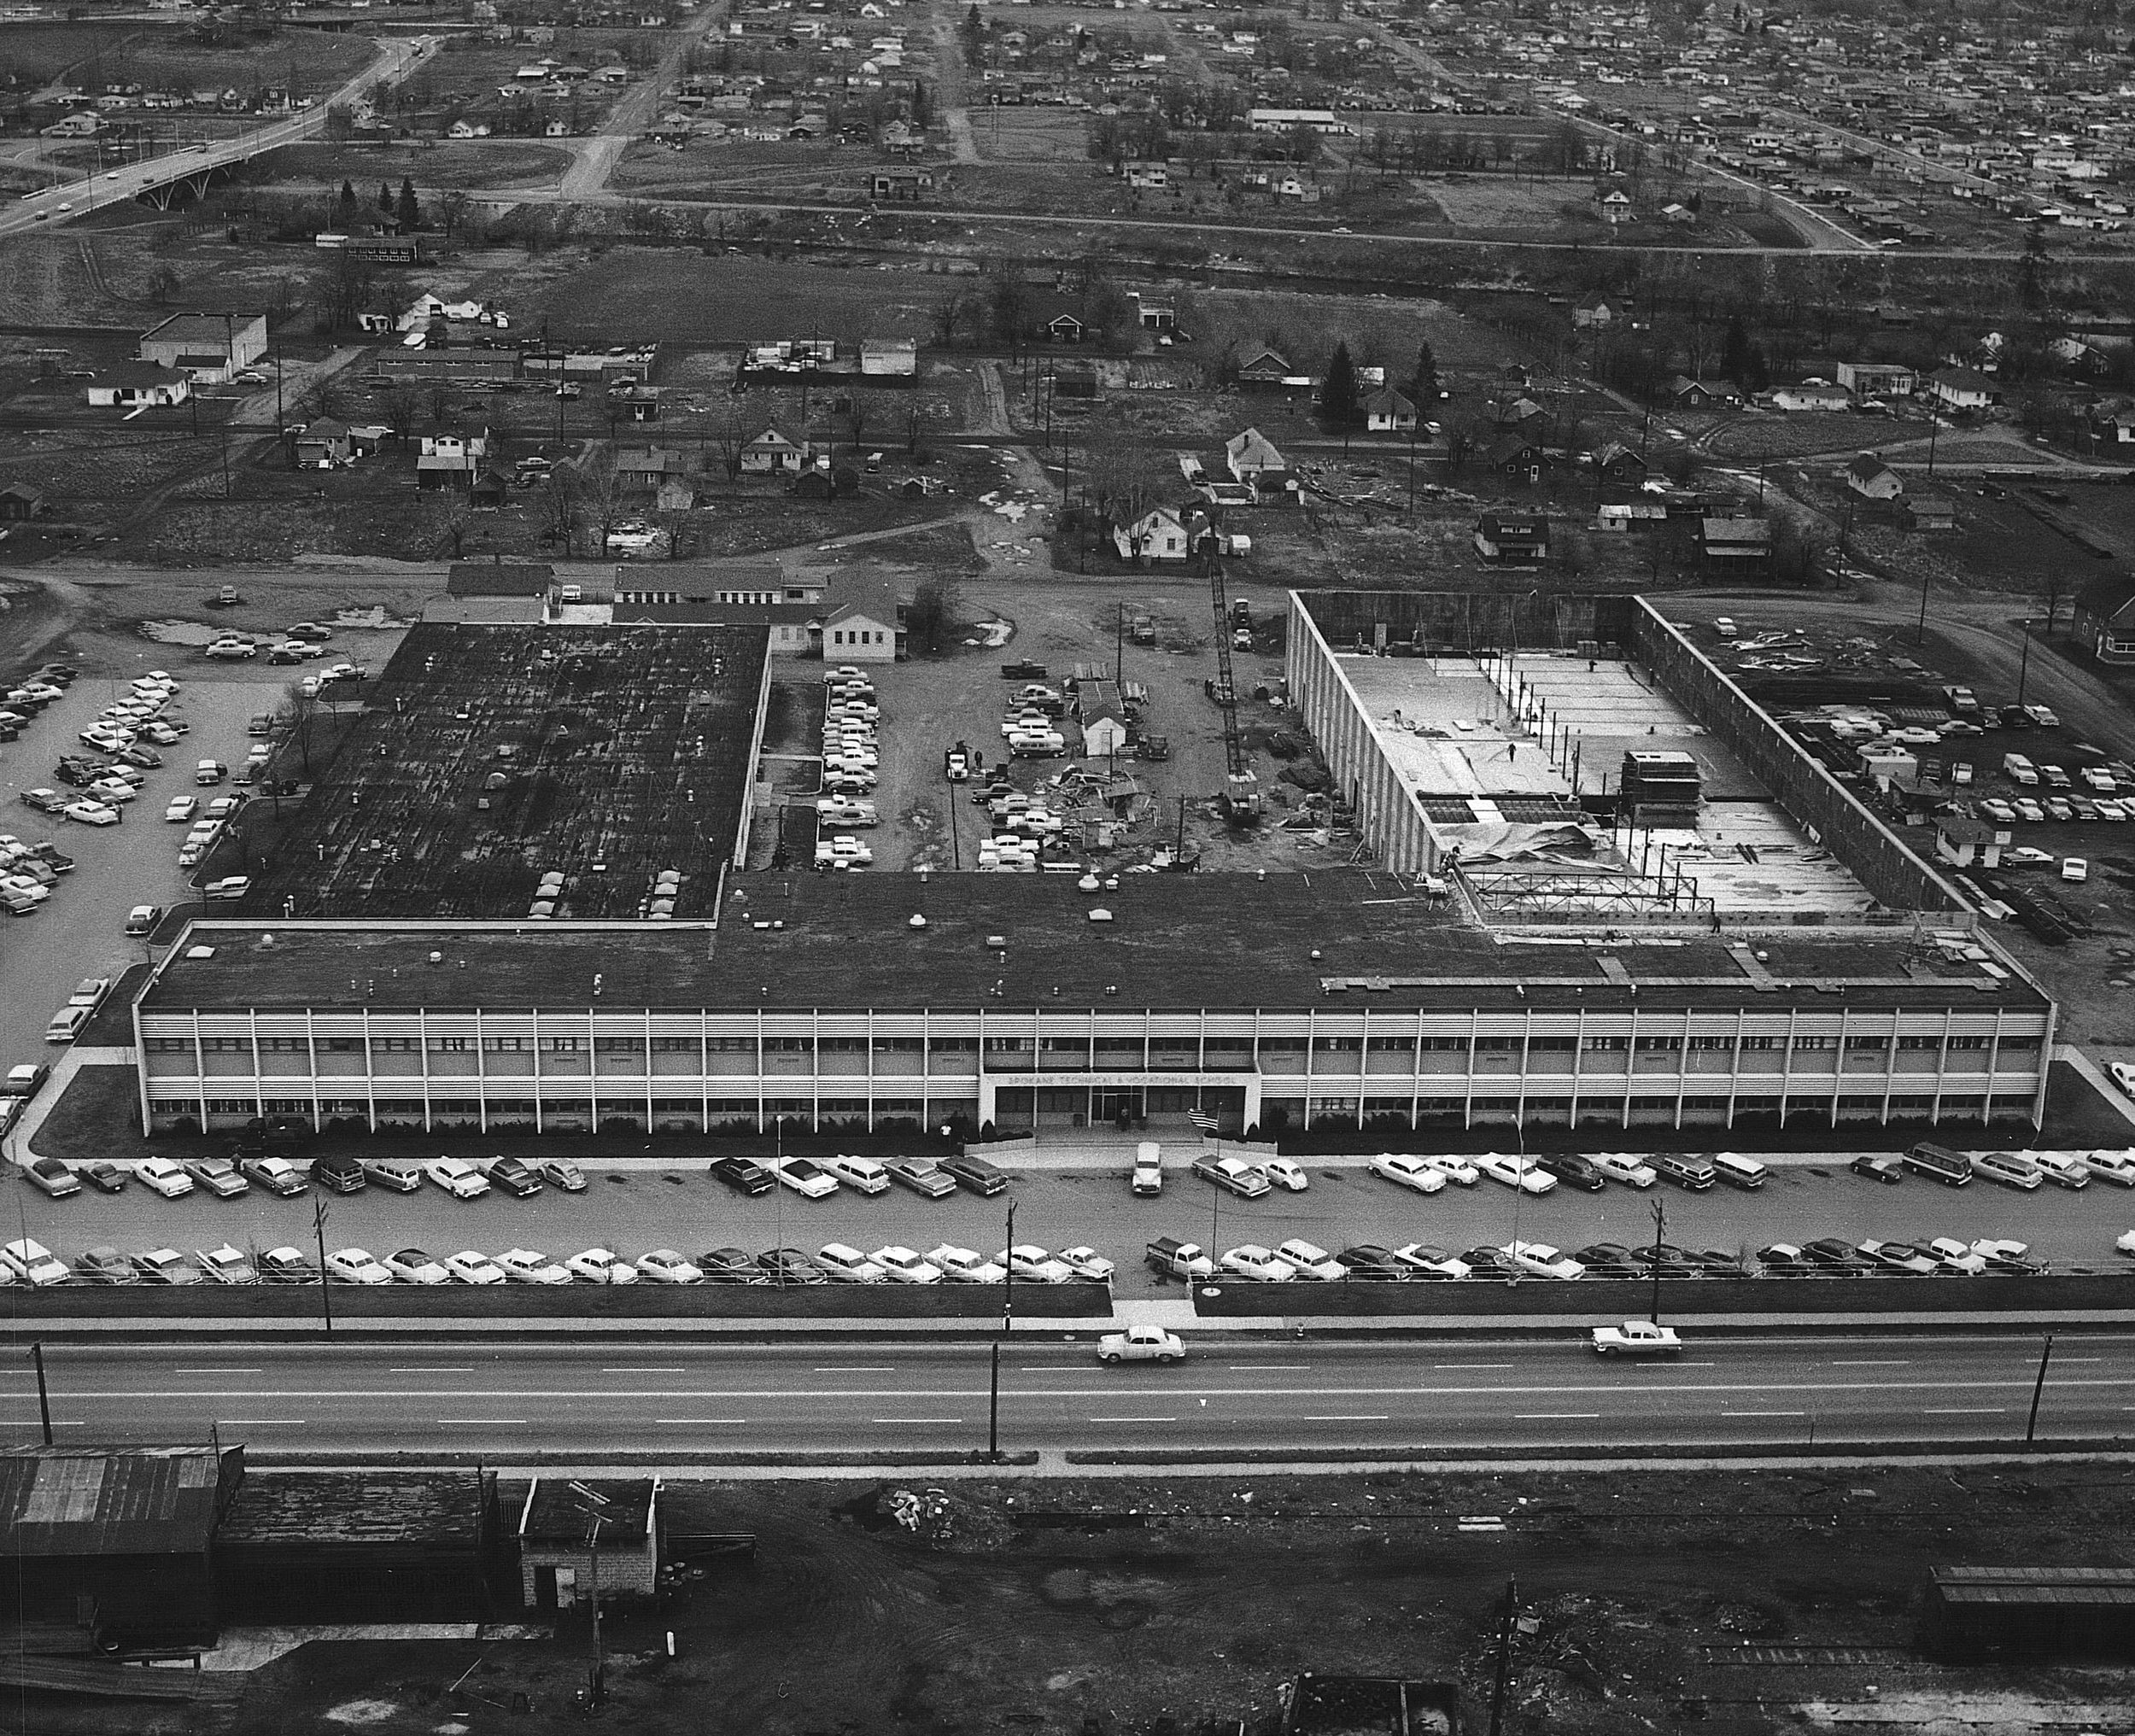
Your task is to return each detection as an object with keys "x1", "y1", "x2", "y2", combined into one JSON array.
[{"x1": 1700, "y1": 1644, "x2": 1912, "y2": 1666}]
